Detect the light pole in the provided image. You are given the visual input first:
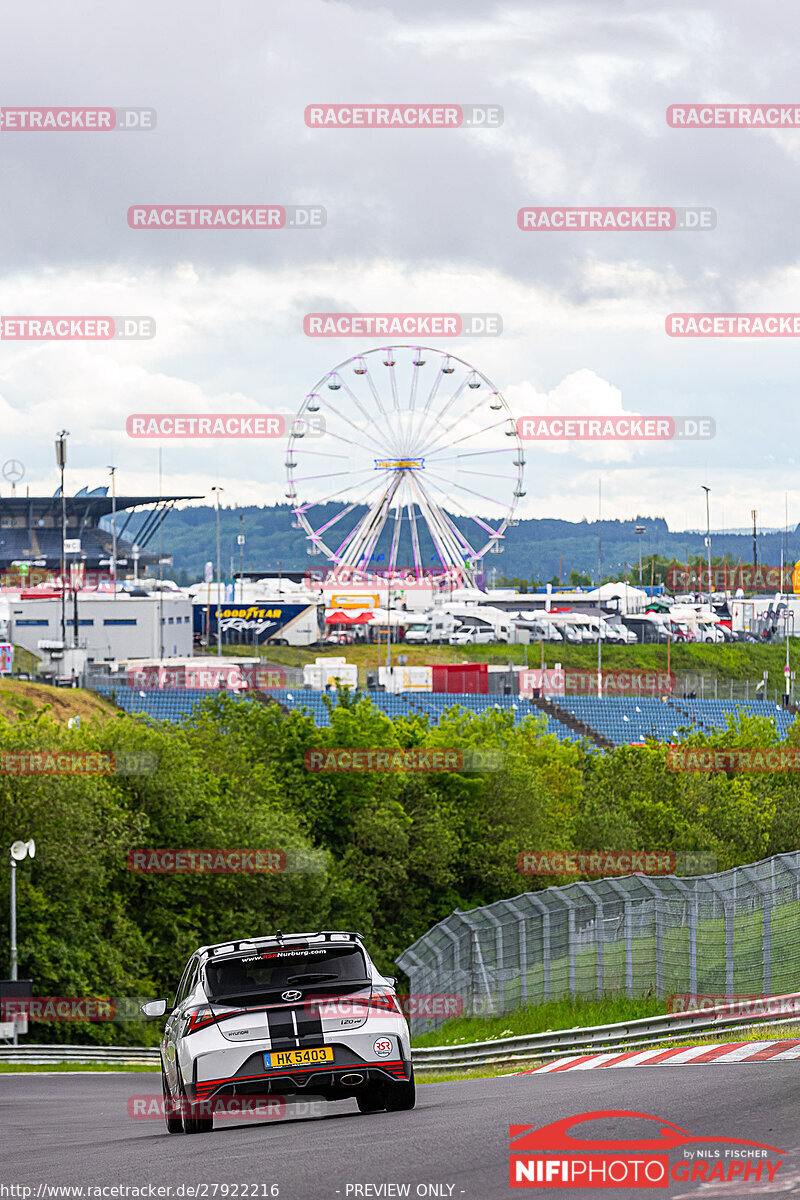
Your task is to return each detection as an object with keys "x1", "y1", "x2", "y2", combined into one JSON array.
[
  {"x1": 211, "y1": 487, "x2": 223, "y2": 655},
  {"x1": 238, "y1": 517, "x2": 245, "y2": 605},
  {"x1": 9, "y1": 838, "x2": 35, "y2": 1047},
  {"x1": 108, "y1": 466, "x2": 117, "y2": 598},
  {"x1": 55, "y1": 432, "x2": 68, "y2": 647},
  {"x1": 635, "y1": 525, "x2": 645, "y2": 587},
  {"x1": 702, "y1": 487, "x2": 712, "y2": 608},
  {"x1": 785, "y1": 609, "x2": 793, "y2": 707}
]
